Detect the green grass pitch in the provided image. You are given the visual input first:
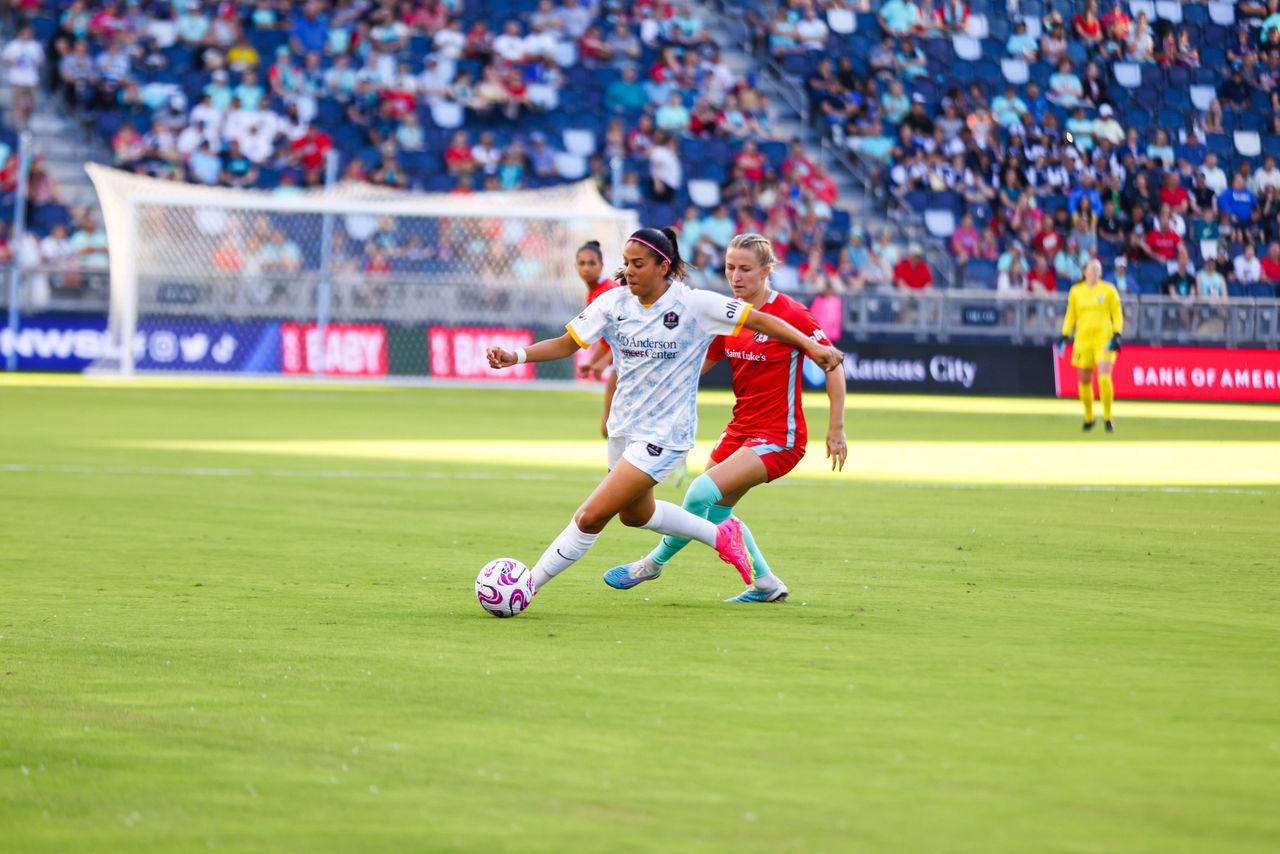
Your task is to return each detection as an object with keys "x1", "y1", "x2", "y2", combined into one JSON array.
[{"x1": 1, "y1": 380, "x2": 1277, "y2": 852}]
